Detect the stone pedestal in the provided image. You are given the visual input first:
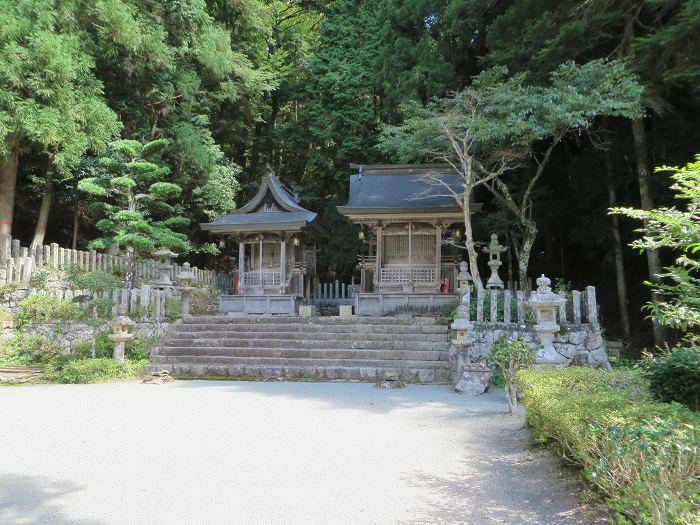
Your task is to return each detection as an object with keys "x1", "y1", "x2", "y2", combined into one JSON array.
[
  {"x1": 529, "y1": 274, "x2": 567, "y2": 366},
  {"x1": 339, "y1": 305, "x2": 353, "y2": 317},
  {"x1": 299, "y1": 305, "x2": 317, "y2": 317},
  {"x1": 454, "y1": 363, "x2": 493, "y2": 394}
]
